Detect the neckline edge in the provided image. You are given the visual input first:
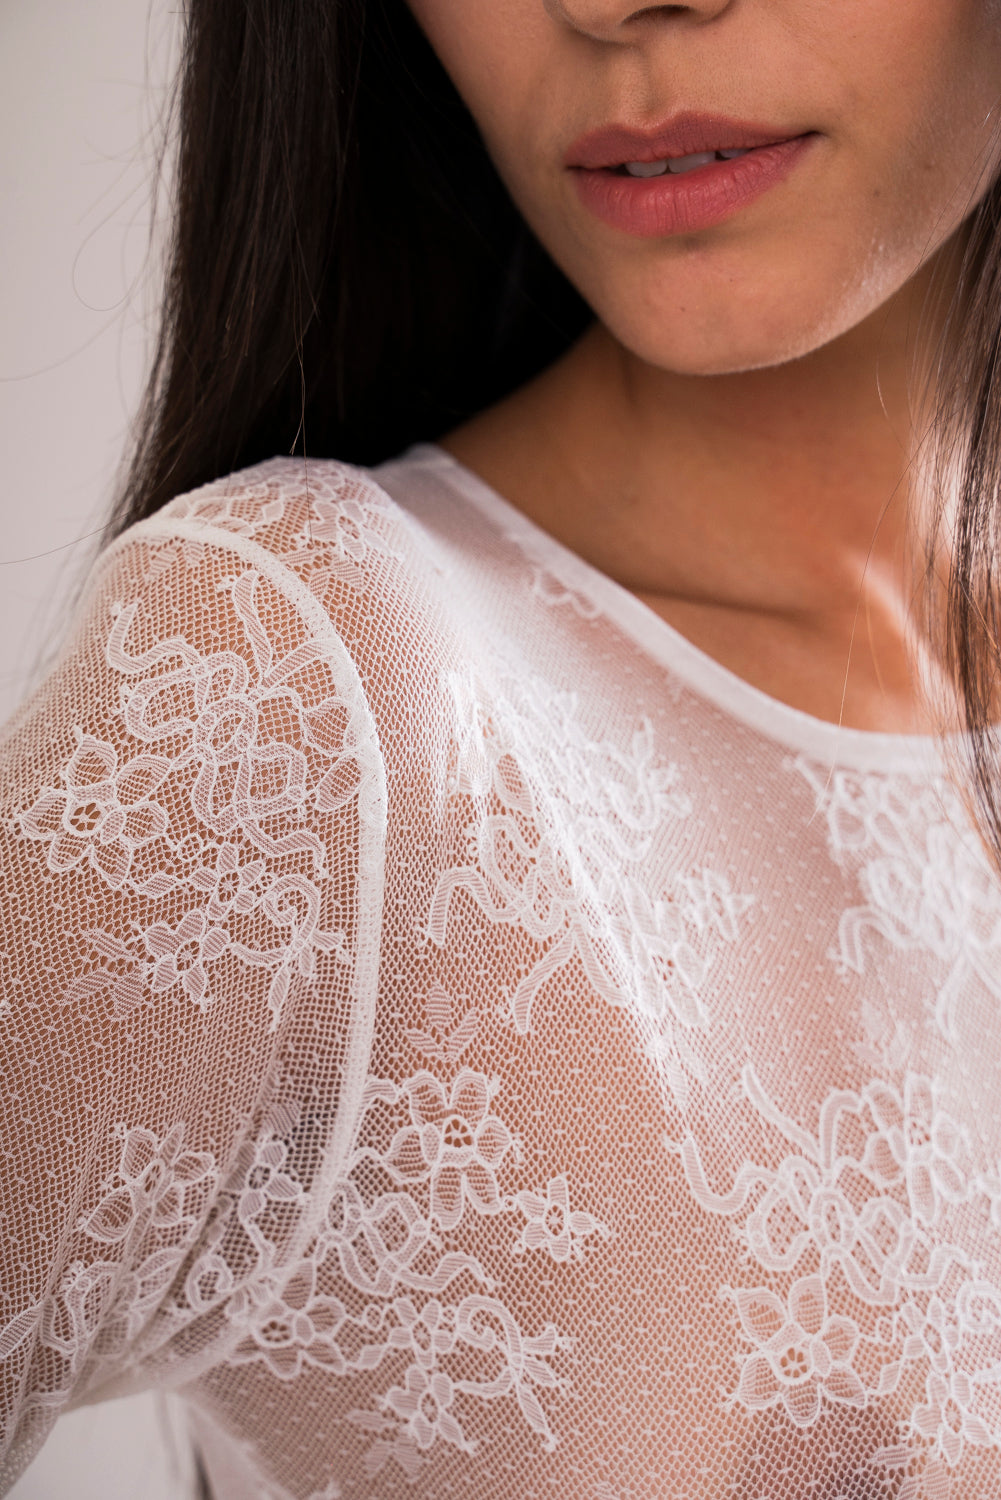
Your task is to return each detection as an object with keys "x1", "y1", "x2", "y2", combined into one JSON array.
[{"x1": 391, "y1": 443, "x2": 952, "y2": 778}]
